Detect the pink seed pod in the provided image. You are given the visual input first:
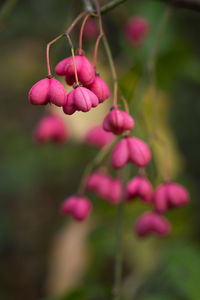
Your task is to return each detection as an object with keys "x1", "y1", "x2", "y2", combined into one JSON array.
[
  {"x1": 55, "y1": 55, "x2": 95, "y2": 86},
  {"x1": 85, "y1": 125, "x2": 114, "y2": 148},
  {"x1": 103, "y1": 108, "x2": 134, "y2": 135},
  {"x1": 83, "y1": 19, "x2": 99, "y2": 39},
  {"x1": 28, "y1": 78, "x2": 66, "y2": 106},
  {"x1": 63, "y1": 87, "x2": 99, "y2": 115},
  {"x1": 125, "y1": 16, "x2": 149, "y2": 46},
  {"x1": 61, "y1": 196, "x2": 78, "y2": 215},
  {"x1": 34, "y1": 114, "x2": 68, "y2": 144},
  {"x1": 61, "y1": 196, "x2": 92, "y2": 221},
  {"x1": 135, "y1": 212, "x2": 171, "y2": 237},
  {"x1": 125, "y1": 176, "x2": 152, "y2": 203},
  {"x1": 111, "y1": 136, "x2": 151, "y2": 169},
  {"x1": 153, "y1": 182, "x2": 189, "y2": 213},
  {"x1": 86, "y1": 172, "x2": 122, "y2": 204},
  {"x1": 86, "y1": 76, "x2": 110, "y2": 103},
  {"x1": 73, "y1": 197, "x2": 92, "y2": 221}
]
